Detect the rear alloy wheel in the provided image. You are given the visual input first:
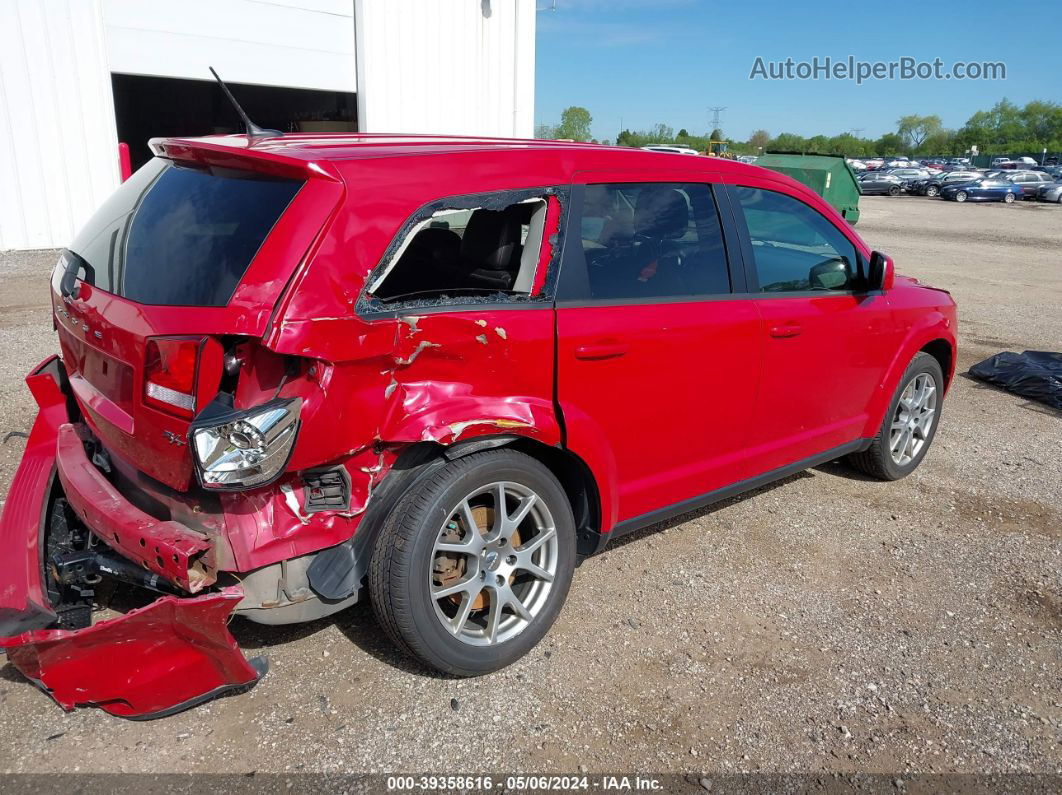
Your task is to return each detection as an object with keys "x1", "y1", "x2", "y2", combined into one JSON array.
[
  {"x1": 369, "y1": 449, "x2": 576, "y2": 675},
  {"x1": 926, "y1": 185, "x2": 940, "y2": 197},
  {"x1": 955, "y1": 191, "x2": 968, "y2": 203},
  {"x1": 846, "y1": 352, "x2": 943, "y2": 480},
  {"x1": 888, "y1": 185, "x2": 901, "y2": 196},
  {"x1": 1003, "y1": 192, "x2": 1015, "y2": 203}
]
